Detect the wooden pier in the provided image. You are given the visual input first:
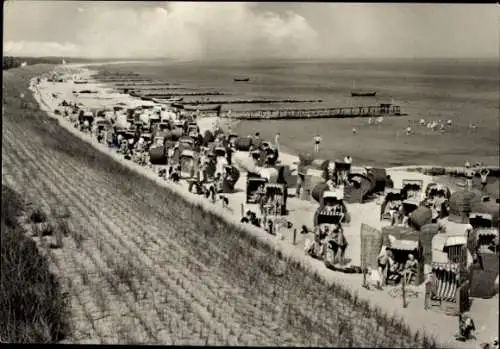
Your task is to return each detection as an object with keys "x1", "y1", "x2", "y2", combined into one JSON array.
[
  {"x1": 222, "y1": 103, "x2": 404, "y2": 120},
  {"x1": 180, "y1": 98, "x2": 323, "y2": 105}
]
